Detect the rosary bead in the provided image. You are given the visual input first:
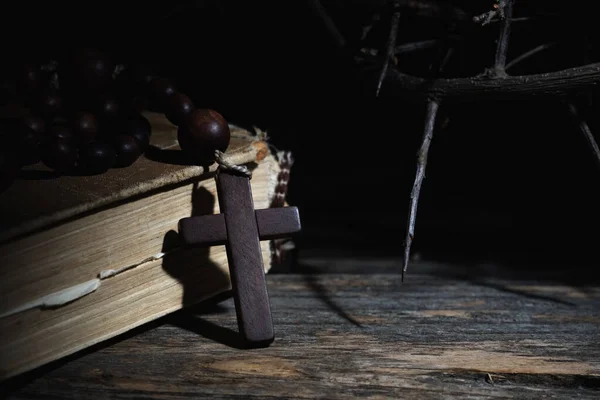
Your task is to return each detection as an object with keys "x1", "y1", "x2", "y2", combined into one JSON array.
[
  {"x1": 72, "y1": 112, "x2": 98, "y2": 144},
  {"x1": 126, "y1": 114, "x2": 152, "y2": 152},
  {"x1": 79, "y1": 141, "x2": 116, "y2": 174},
  {"x1": 113, "y1": 135, "x2": 142, "y2": 167},
  {"x1": 20, "y1": 114, "x2": 46, "y2": 139},
  {"x1": 96, "y1": 93, "x2": 121, "y2": 122},
  {"x1": 48, "y1": 124, "x2": 75, "y2": 141},
  {"x1": 35, "y1": 89, "x2": 63, "y2": 120},
  {"x1": 165, "y1": 93, "x2": 195, "y2": 126},
  {"x1": 42, "y1": 138, "x2": 78, "y2": 173},
  {"x1": 177, "y1": 109, "x2": 230, "y2": 164},
  {"x1": 71, "y1": 48, "x2": 114, "y2": 91},
  {"x1": 149, "y1": 78, "x2": 176, "y2": 108}
]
